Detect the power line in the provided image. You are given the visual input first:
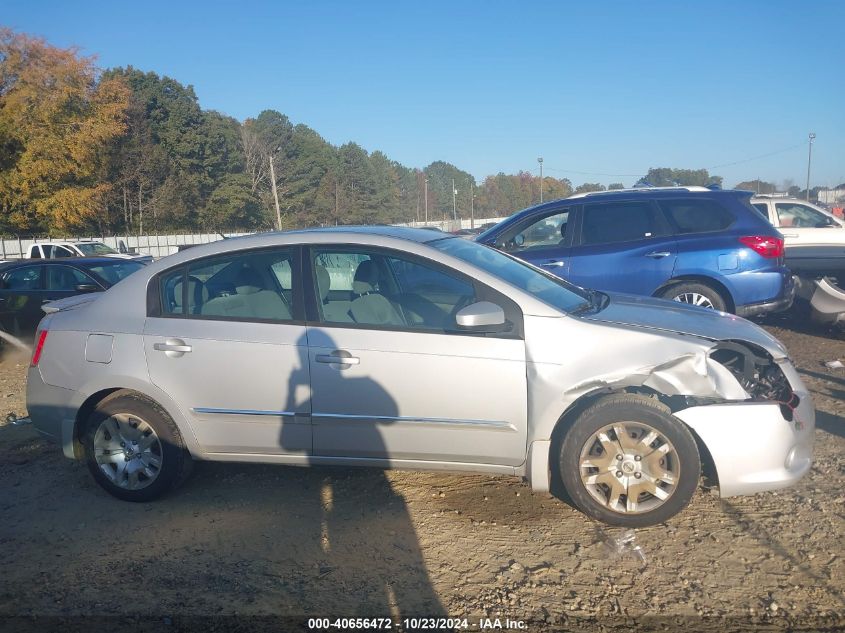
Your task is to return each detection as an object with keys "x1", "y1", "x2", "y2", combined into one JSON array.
[
  {"x1": 532, "y1": 140, "x2": 809, "y2": 179},
  {"x1": 707, "y1": 141, "x2": 806, "y2": 169}
]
